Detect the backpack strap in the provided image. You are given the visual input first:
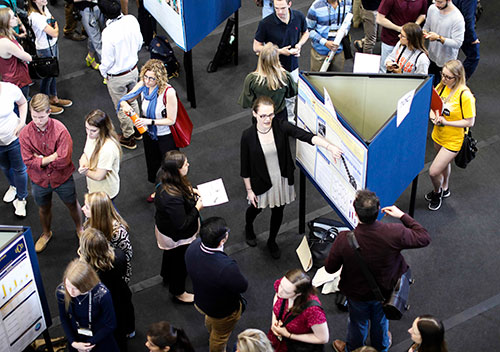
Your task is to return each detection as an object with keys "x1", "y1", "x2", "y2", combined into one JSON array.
[{"x1": 414, "y1": 51, "x2": 424, "y2": 71}]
